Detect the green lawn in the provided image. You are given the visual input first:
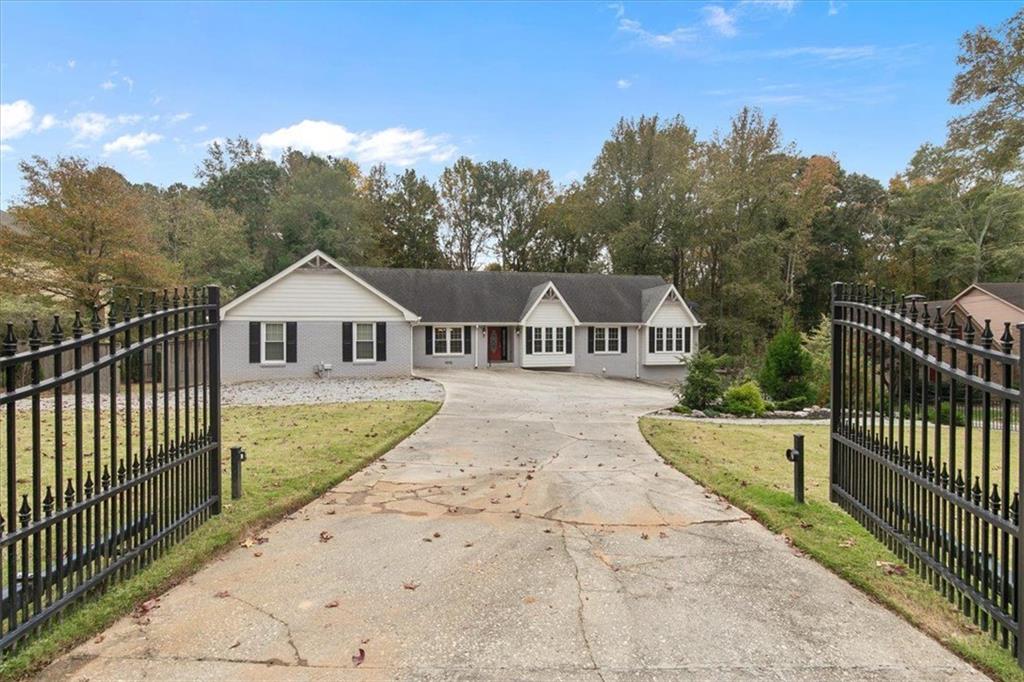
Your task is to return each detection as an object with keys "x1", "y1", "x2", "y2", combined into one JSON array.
[
  {"x1": 640, "y1": 417, "x2": 1023, "y2": 682},
  {"x1": 0, "y1": 399, "x2": 439, "y2": 680}
]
